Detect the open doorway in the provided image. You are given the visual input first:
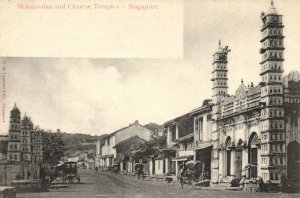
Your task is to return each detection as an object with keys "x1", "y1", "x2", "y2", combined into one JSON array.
[
  {"x1": 287, "y1": 141, "x2": 300, "y2": 183},
  {"x1": 248, "y1": 132, "x2": 258, "y2": 178},
  {"x1": 225, "y1": 137, "x2": 232, "y2": 177},
  {"x1": 195, "y1": 146, "x2": 212, "y2": 179}
]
